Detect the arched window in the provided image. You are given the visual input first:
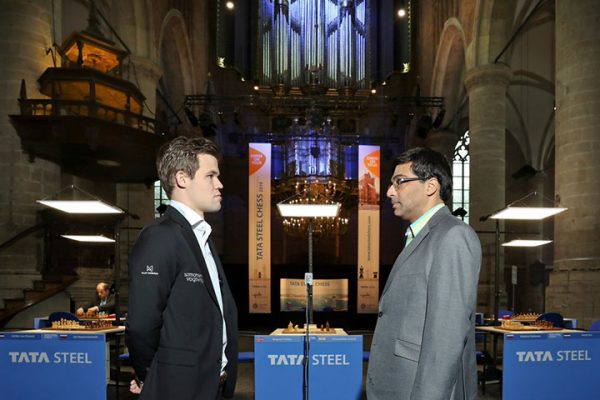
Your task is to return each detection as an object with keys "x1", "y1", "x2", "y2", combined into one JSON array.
[
  {"x1": 452, "y1": 130, "x2": 470, "y2": 223},
  {"x1": 154, "y1": 180, "x2": 170, "y2": 218}
]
